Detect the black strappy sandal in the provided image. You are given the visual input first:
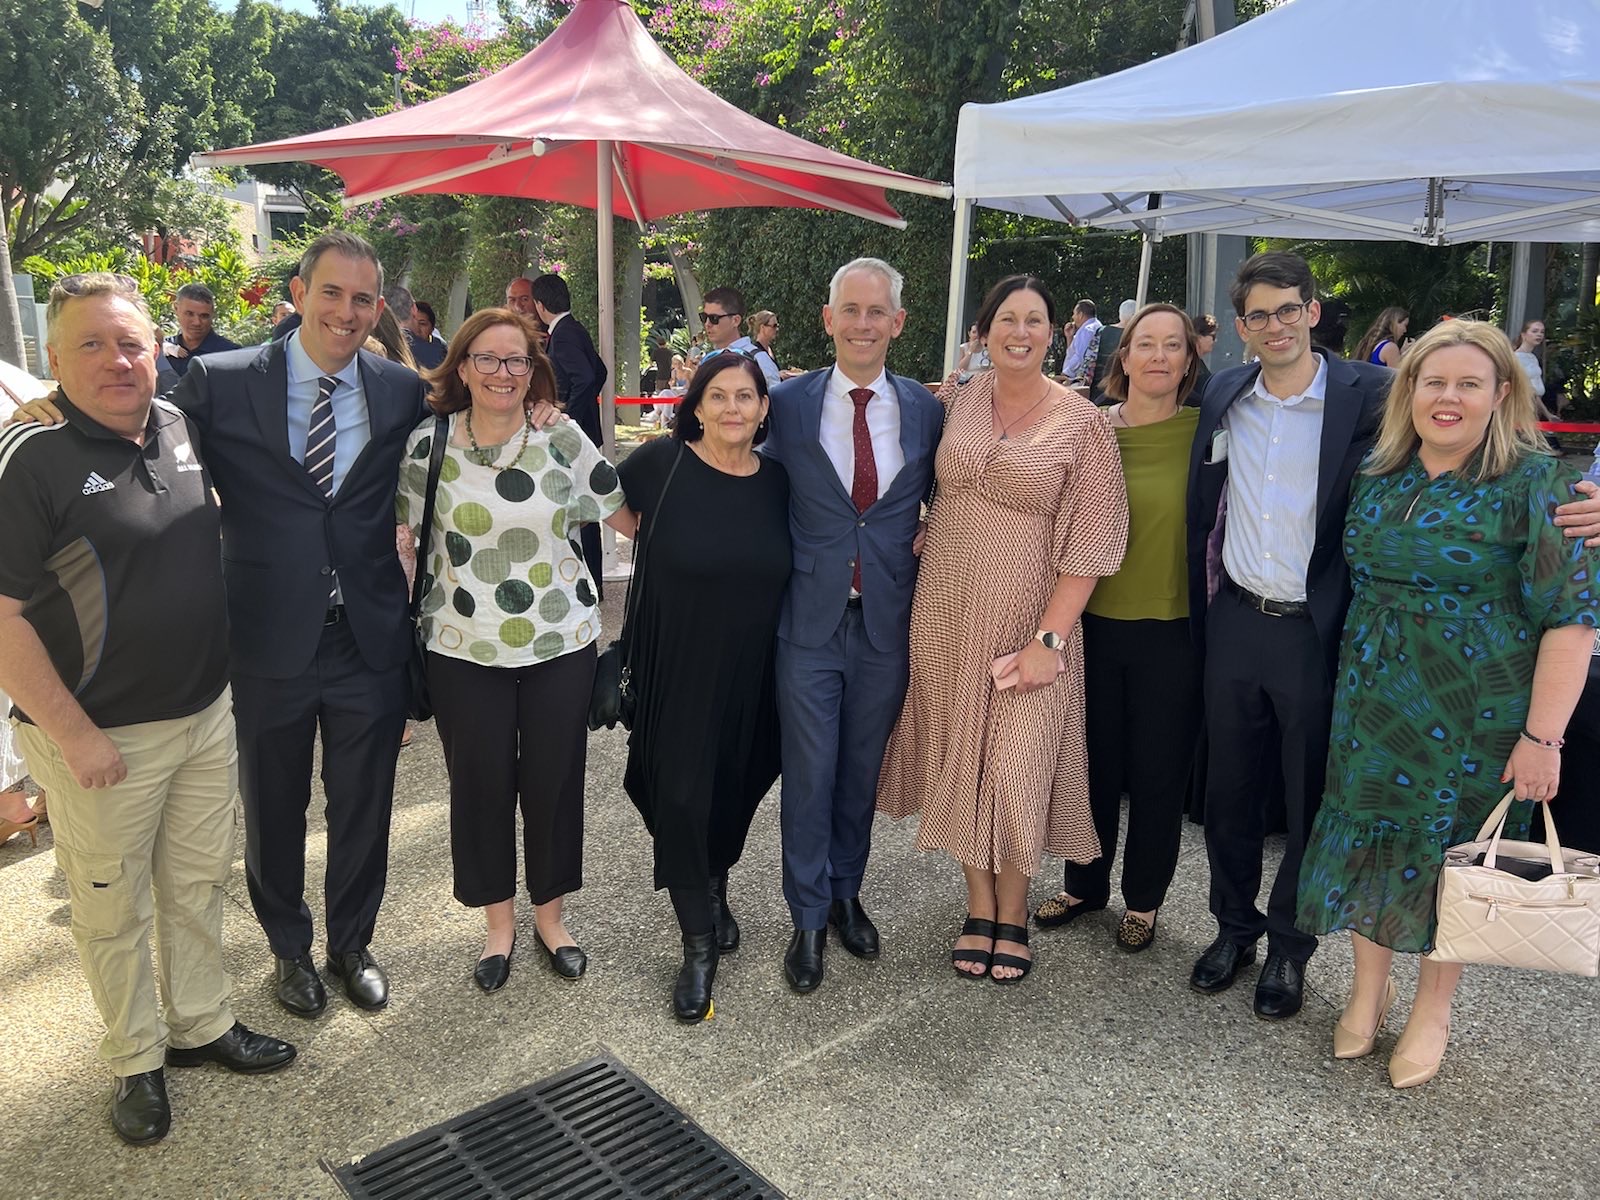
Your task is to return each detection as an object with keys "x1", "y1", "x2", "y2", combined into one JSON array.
[
  {"x1": 951, "y1": 915, "x2": 996, "y2": 979},
  {"x1": 990, "y1": 923, "x2": 1033, "y2": 985}
]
